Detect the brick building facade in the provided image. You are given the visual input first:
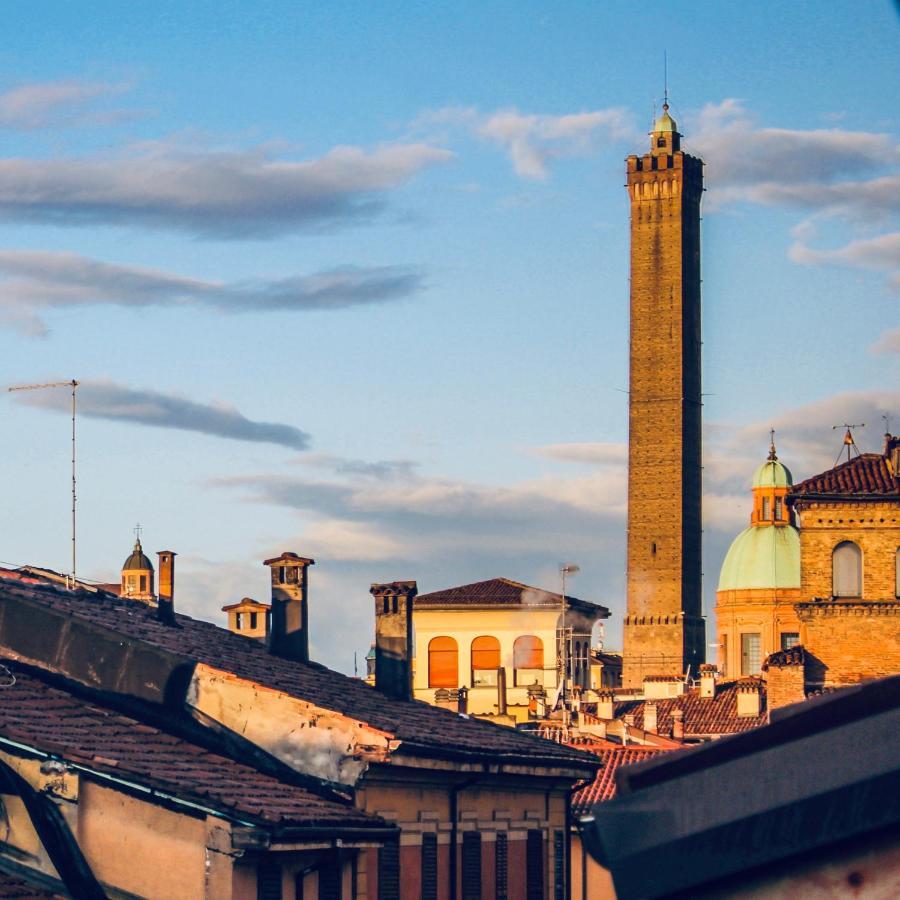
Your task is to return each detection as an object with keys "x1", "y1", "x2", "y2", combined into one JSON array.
[{"x1": 623, "y1": 104, "x2": 705, "y2": 686}]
